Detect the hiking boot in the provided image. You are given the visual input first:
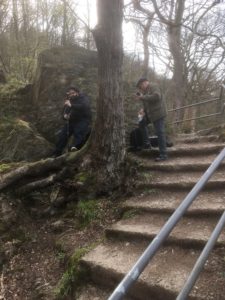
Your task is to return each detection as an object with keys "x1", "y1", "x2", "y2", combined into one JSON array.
[{"x1": 155, "y1": 155, "x2": 168, "y2": 162}]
